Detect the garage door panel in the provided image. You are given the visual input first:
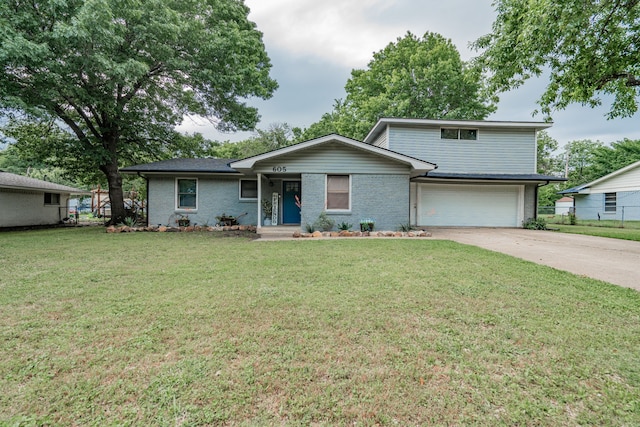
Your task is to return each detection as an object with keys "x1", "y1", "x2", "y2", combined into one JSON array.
[{"x1": 419, "y1": 184, "x2": 520, "y2": 227}]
